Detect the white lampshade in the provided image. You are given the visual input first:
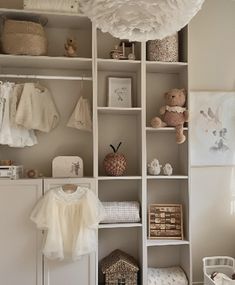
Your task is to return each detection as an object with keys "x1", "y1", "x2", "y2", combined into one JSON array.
[{"x1": 80, "y1": 0, "x2": 205, "y2": 41}]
